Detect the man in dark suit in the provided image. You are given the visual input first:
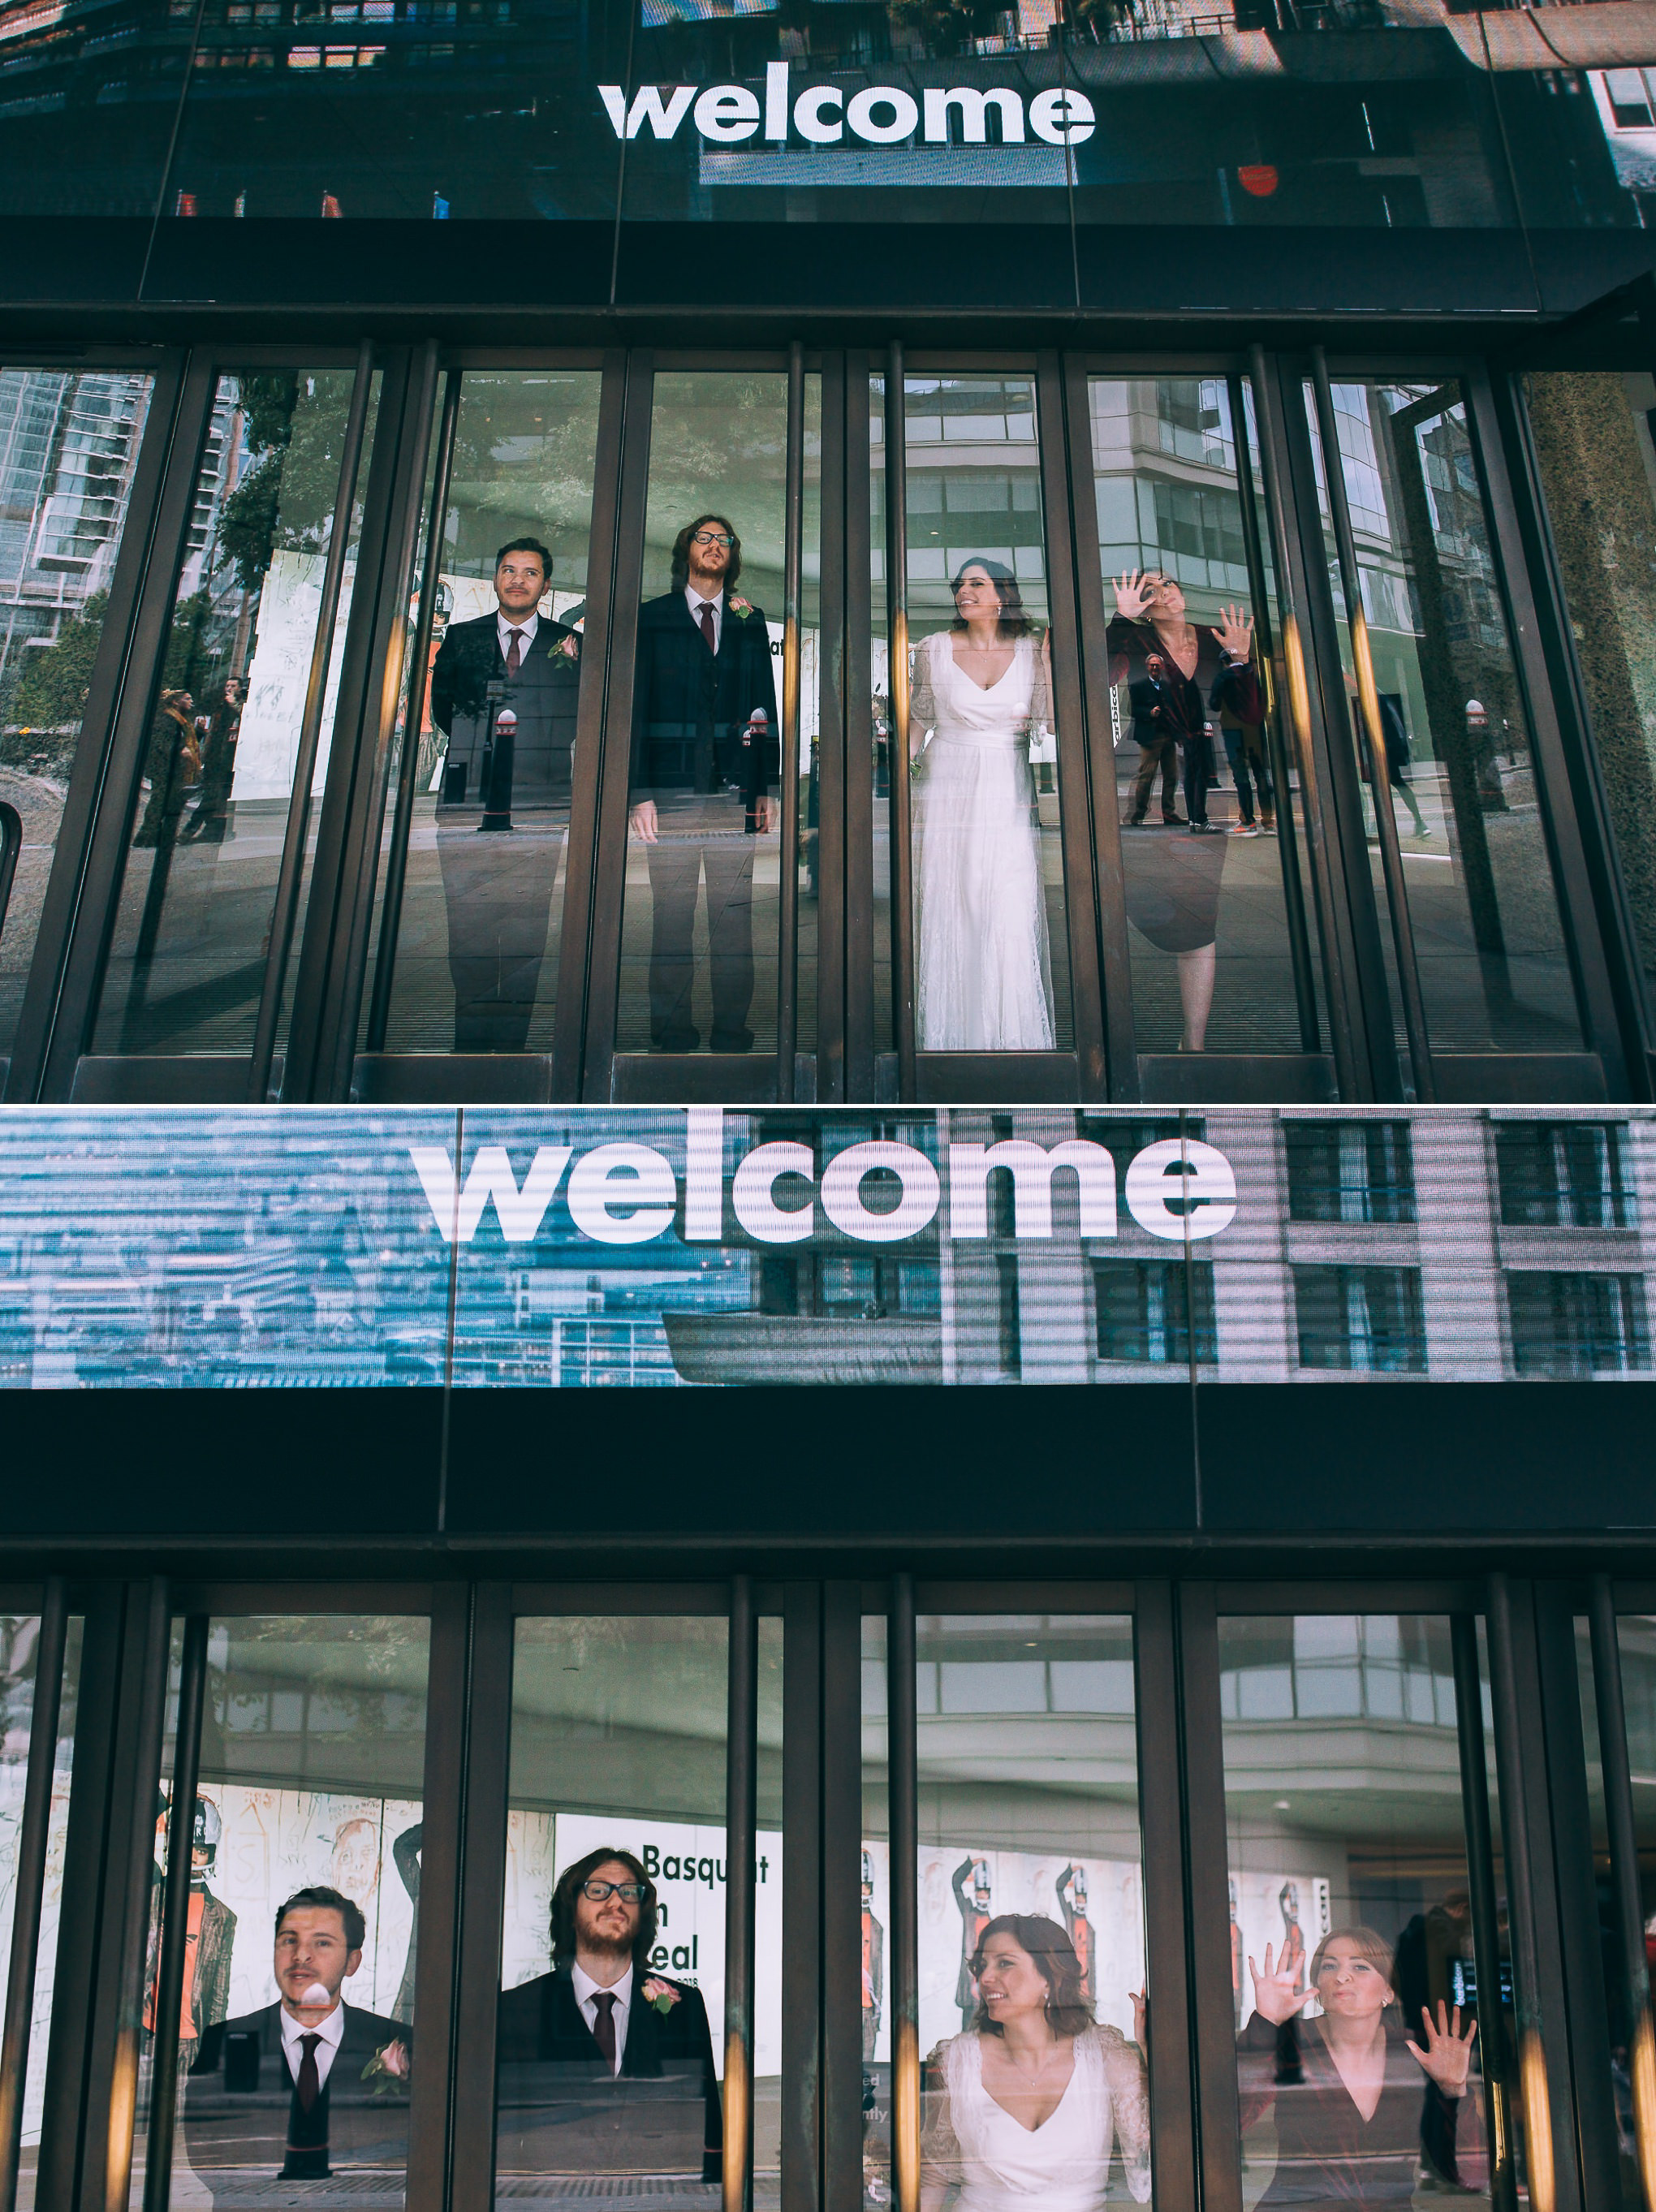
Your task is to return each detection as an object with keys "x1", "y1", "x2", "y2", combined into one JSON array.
[
  {"x1": 628, "y1": 514, "x2": 779, "y2": 1053},
  {"x1": 184, "y1": 1884, "x2": 412, "y2": 2193},
  {"x1": 496, "y1": 1847, "x2": 721, "y2": 2184},
  {"x1": 429, "y1": 536, "x2": 582, "y2": 1051}
]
